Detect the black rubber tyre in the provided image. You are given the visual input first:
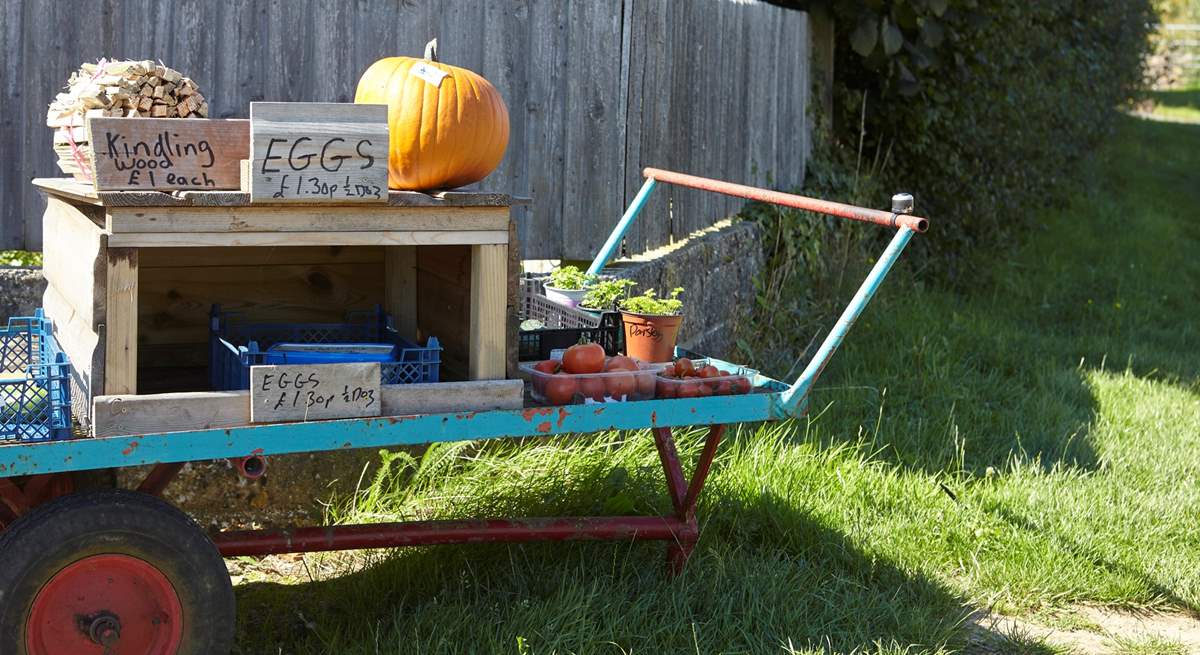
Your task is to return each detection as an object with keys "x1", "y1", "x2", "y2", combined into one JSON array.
[{"x1": 0, "y1": 489, "x2": 235, "y2": 655}]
